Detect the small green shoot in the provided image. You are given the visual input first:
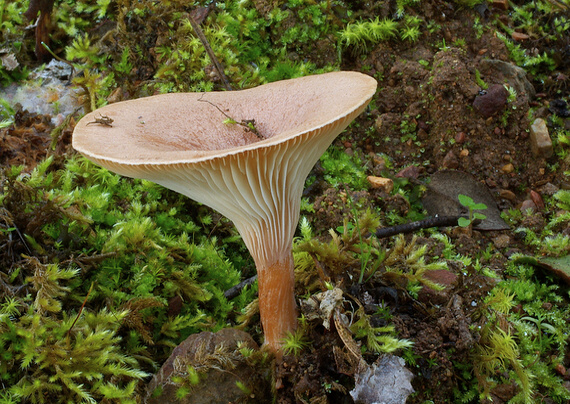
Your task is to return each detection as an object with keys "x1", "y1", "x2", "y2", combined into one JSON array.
[{"x1": 457, "y1": 194, "x2": 487, "y2": 228}]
